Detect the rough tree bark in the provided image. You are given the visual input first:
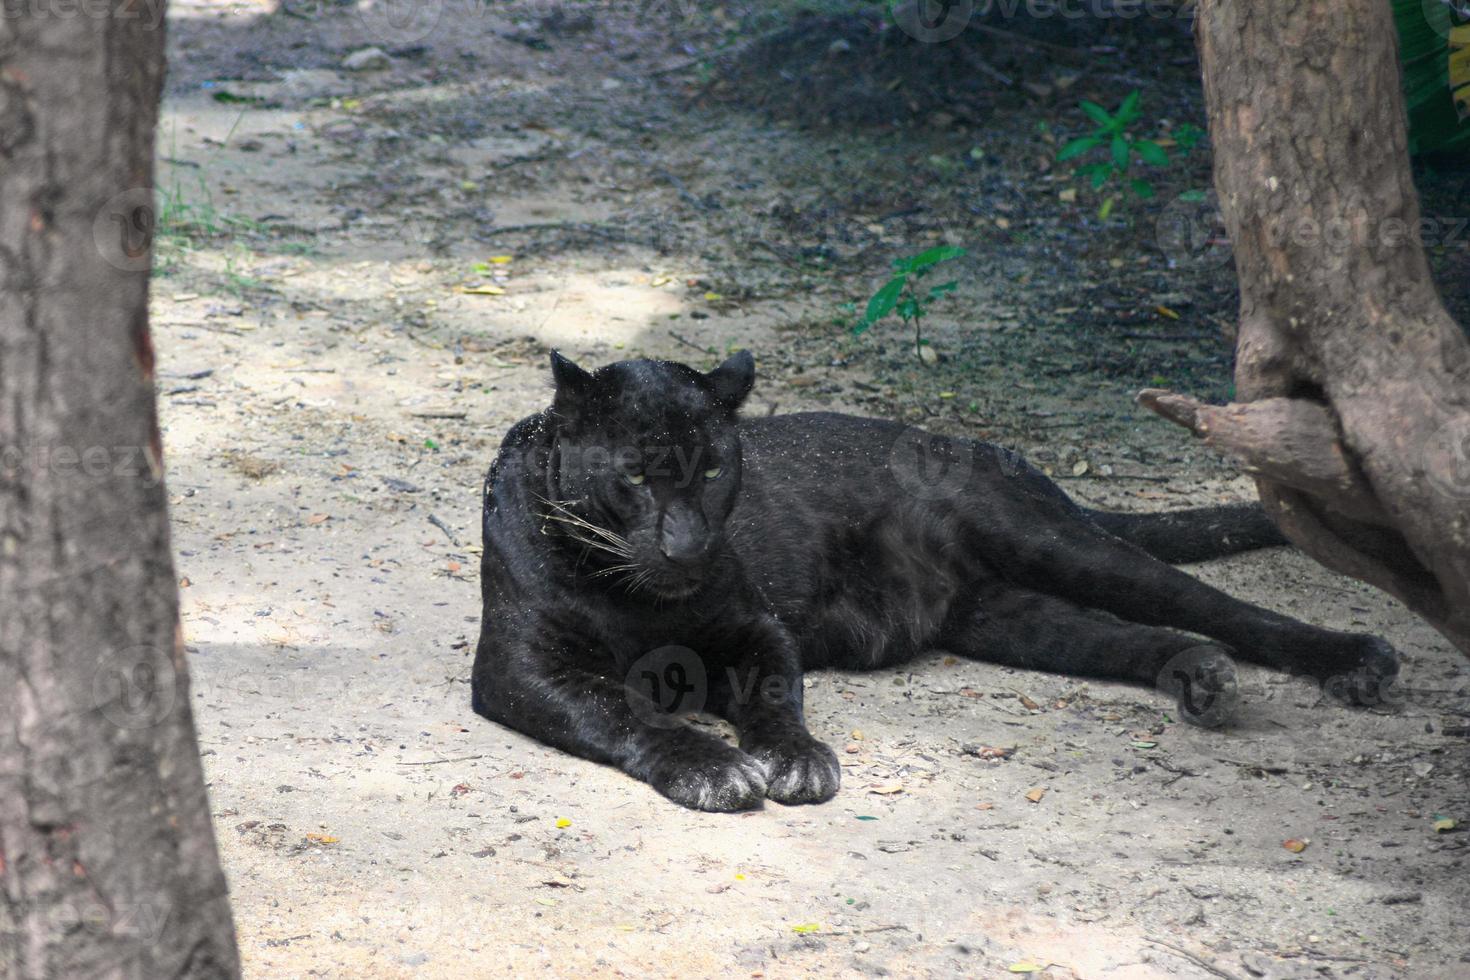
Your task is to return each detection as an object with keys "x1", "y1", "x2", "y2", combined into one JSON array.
[
  {"x1": 0, "y1": 4, "x2": 240, "y2": 978},
  {"x1": 1142, "y1": 0, "x2": 1470, "y2": 655}
]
